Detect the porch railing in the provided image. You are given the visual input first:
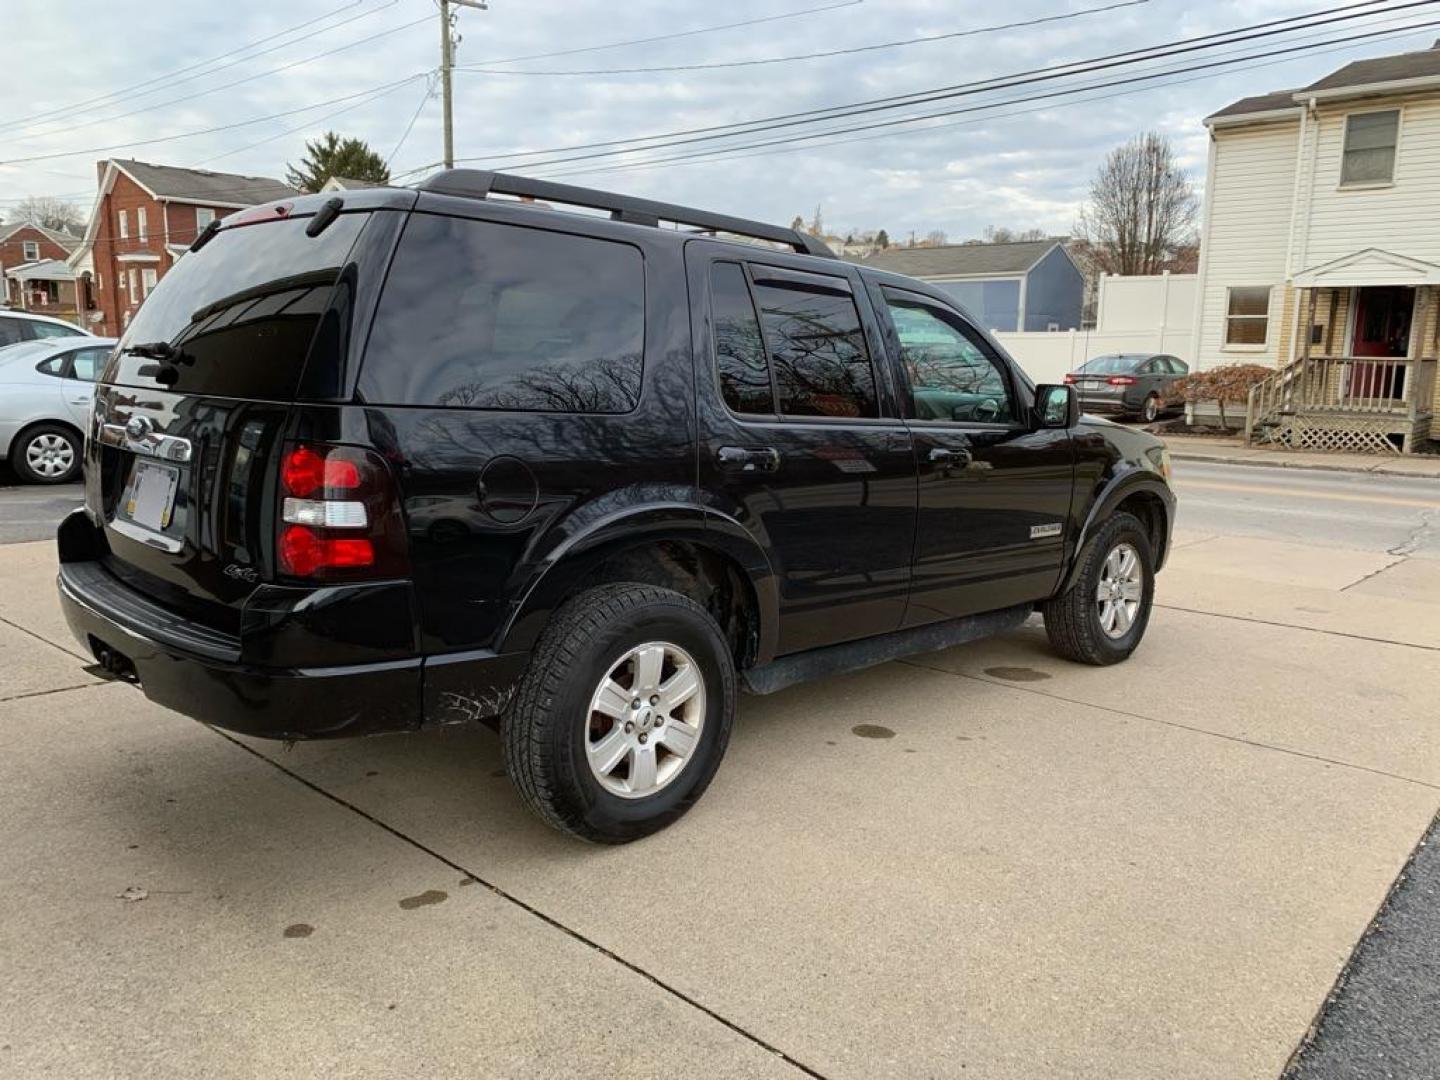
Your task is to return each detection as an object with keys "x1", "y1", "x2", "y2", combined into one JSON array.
[{"x1": 1245, "y1": 354, "x2": 1437, "y2": 444}]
